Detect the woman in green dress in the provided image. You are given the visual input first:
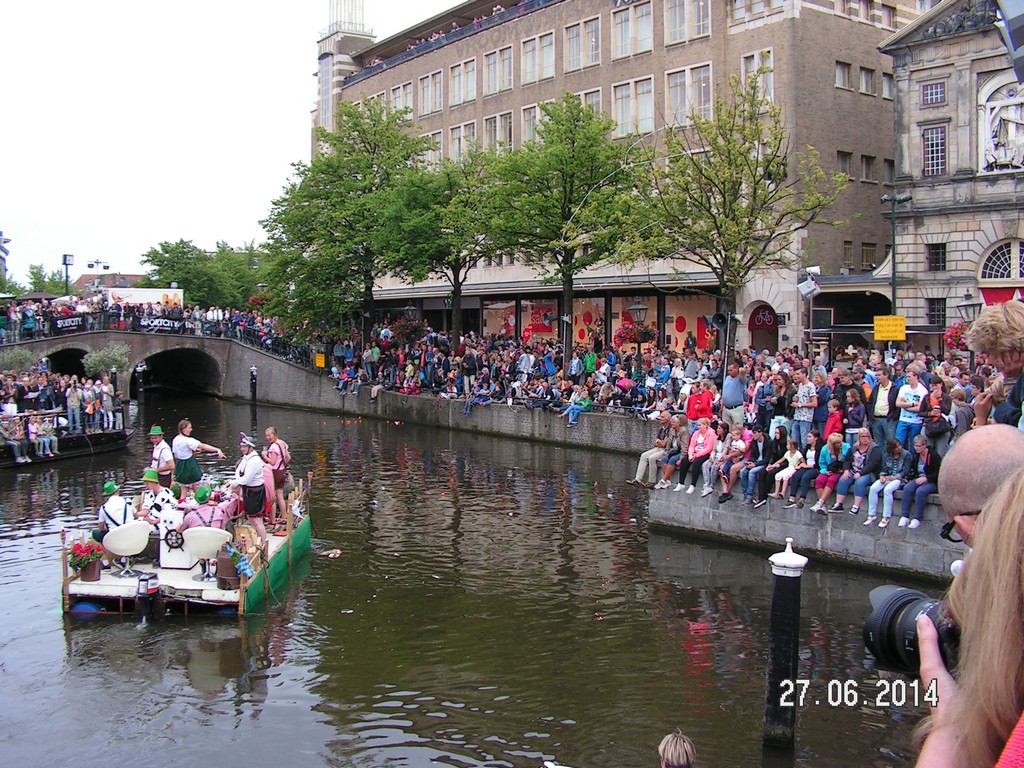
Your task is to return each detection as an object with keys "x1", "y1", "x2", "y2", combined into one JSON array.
[{"x1": 172, "y1": 418, "x2": 225, "y2": 494}]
